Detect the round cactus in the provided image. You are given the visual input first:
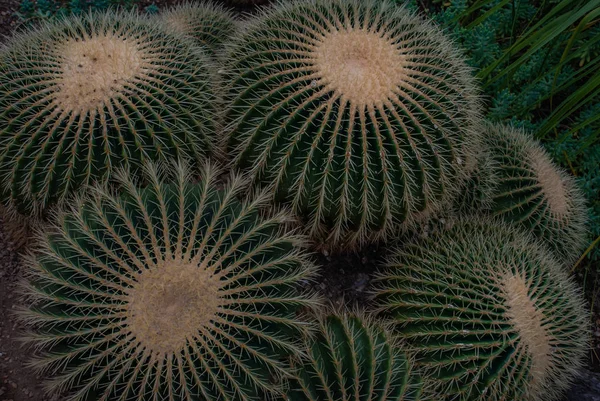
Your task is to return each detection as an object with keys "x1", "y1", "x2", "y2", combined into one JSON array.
[
  {"x1": 160, "y1": 1, "x2": 236, "y2": 56},
  {"x1": 0, "y1": 11, "x2": 218, "y2": 216},
  {"x1": 373, "y1": 218, "x2": 589, "y2": 401},
  {"x1": 223, "y1": 0, "x2": 481, "y2": 248},
  {"x1": 287, "y1": 312, "x2": 425, "y2": 401},
  {"x1": 19, "y1": 160, "x2": 319, "y2": 401},
  {"x1": 483, "y1": 124, "x2": 588, "y2": 265}
]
